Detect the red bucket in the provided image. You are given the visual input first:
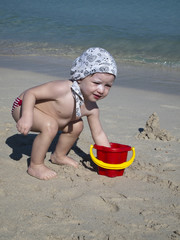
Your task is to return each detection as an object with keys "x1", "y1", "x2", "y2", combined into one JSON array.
[{"x1": 92, "y1": 143, "x2": 132, "y2": 178}]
